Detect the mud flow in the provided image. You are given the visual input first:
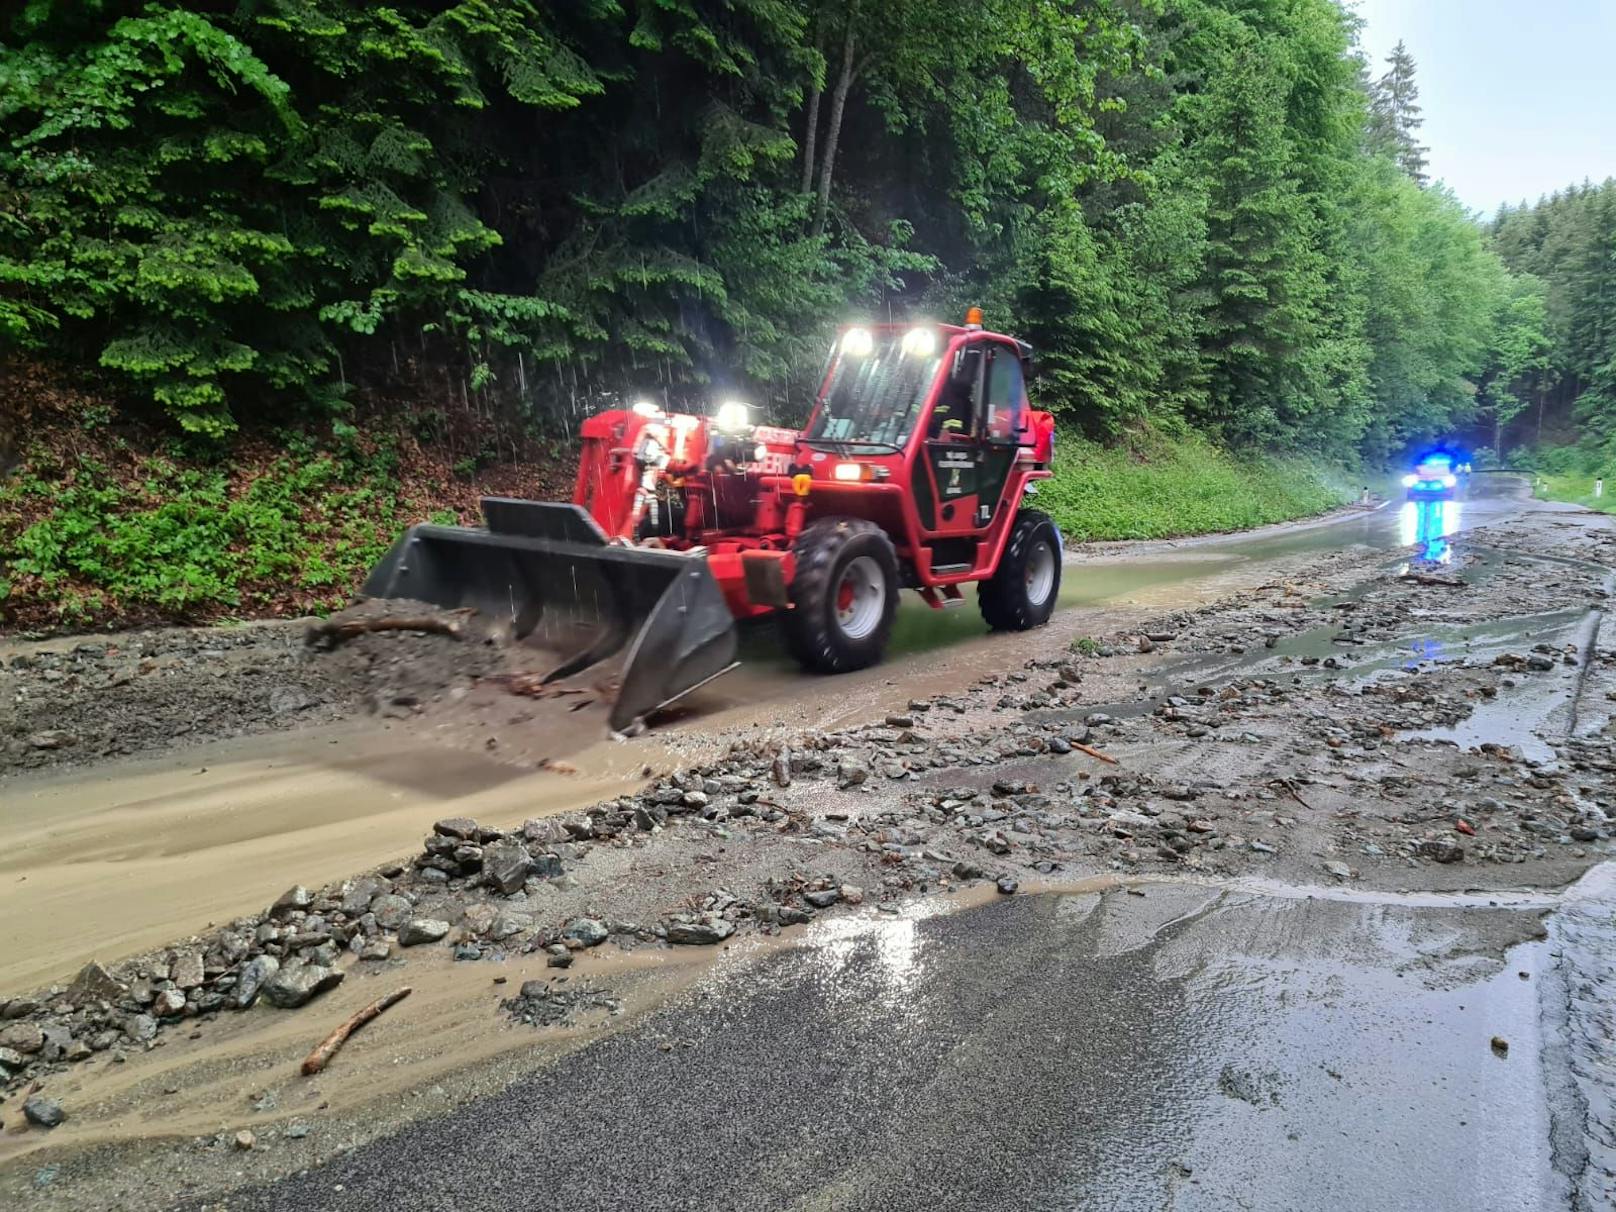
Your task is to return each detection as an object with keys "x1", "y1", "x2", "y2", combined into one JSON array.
[{"x1": 3, "y1": 475, "x2": 1615, "y2": 1211}]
